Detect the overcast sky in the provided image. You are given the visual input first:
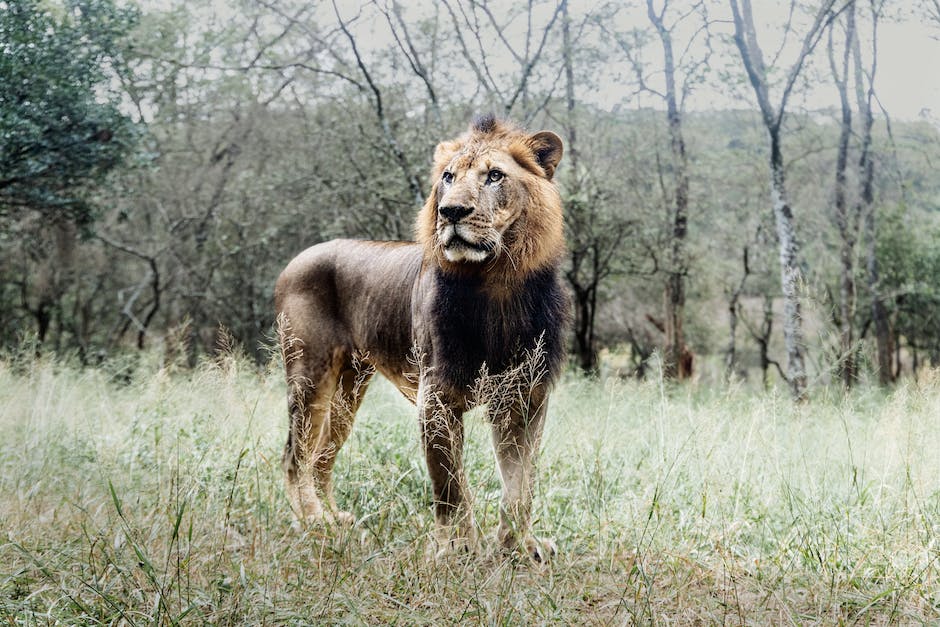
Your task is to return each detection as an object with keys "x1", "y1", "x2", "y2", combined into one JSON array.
[{"x1": 139, "y1": 0, "x2": 940, "y2": 123}]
